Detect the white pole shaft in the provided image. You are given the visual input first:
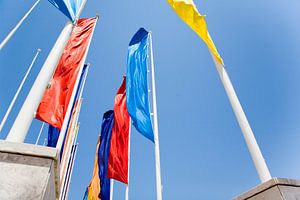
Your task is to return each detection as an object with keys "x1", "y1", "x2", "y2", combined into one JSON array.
[
  {"x1": 59, "y1": 100, "x2": 82, "y2": 193},
  {"x1": 65, "y1": 144, "x2": 78, "y2": 200},
  {"x1": 210, "y1": 52, "x2": 271, "y2": 183},
  {"x1": 62, "y1": 144, "x2": 78, "y2": 200},
  {"x1": 149, "y1": 33, "x2": 163, "y2": 200},
  {"x1": 6, "y1": 21, "x2": 74, "y2": 143},
  {"x1": 0, "y1": 0, "x2": 41, "y2": 50},
  {"x1": 0, "y1": 48, "x2": 41, "y2": 133},
  {"x1": 77, "y1": 65, "x2": 89, "y2": 102},
  {"x1": 35, "y1": 122, "x2": 45, "y2": 145},
  {"x1": 56, "y1": 16, "x2": 98, "y2": 152},
  {"x1": 59, "y1": 66, "x2": 89, "y2": 180},
  {"x1": 75, "y1": 0, "x2": 88, "y2": 23},
  {"x1": 125, "y1": 120, "x2": 132, "y2": 200},
  {"x1": 110, "y1": 179, "x2": 114, "y2": 200}
]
